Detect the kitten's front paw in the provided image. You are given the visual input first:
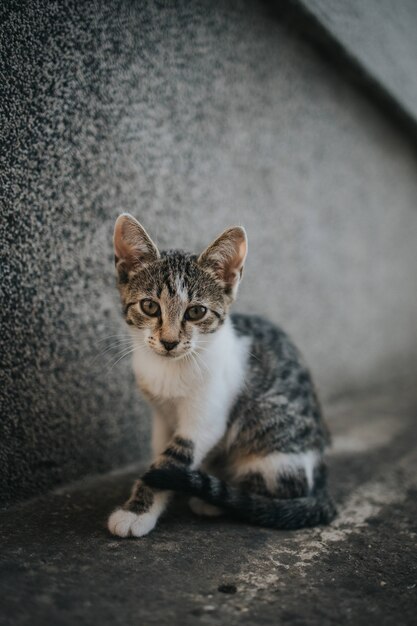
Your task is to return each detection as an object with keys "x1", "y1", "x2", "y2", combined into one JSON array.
[{"x1": 107, "y1": 508, "x2": 157, "y2": 538}]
